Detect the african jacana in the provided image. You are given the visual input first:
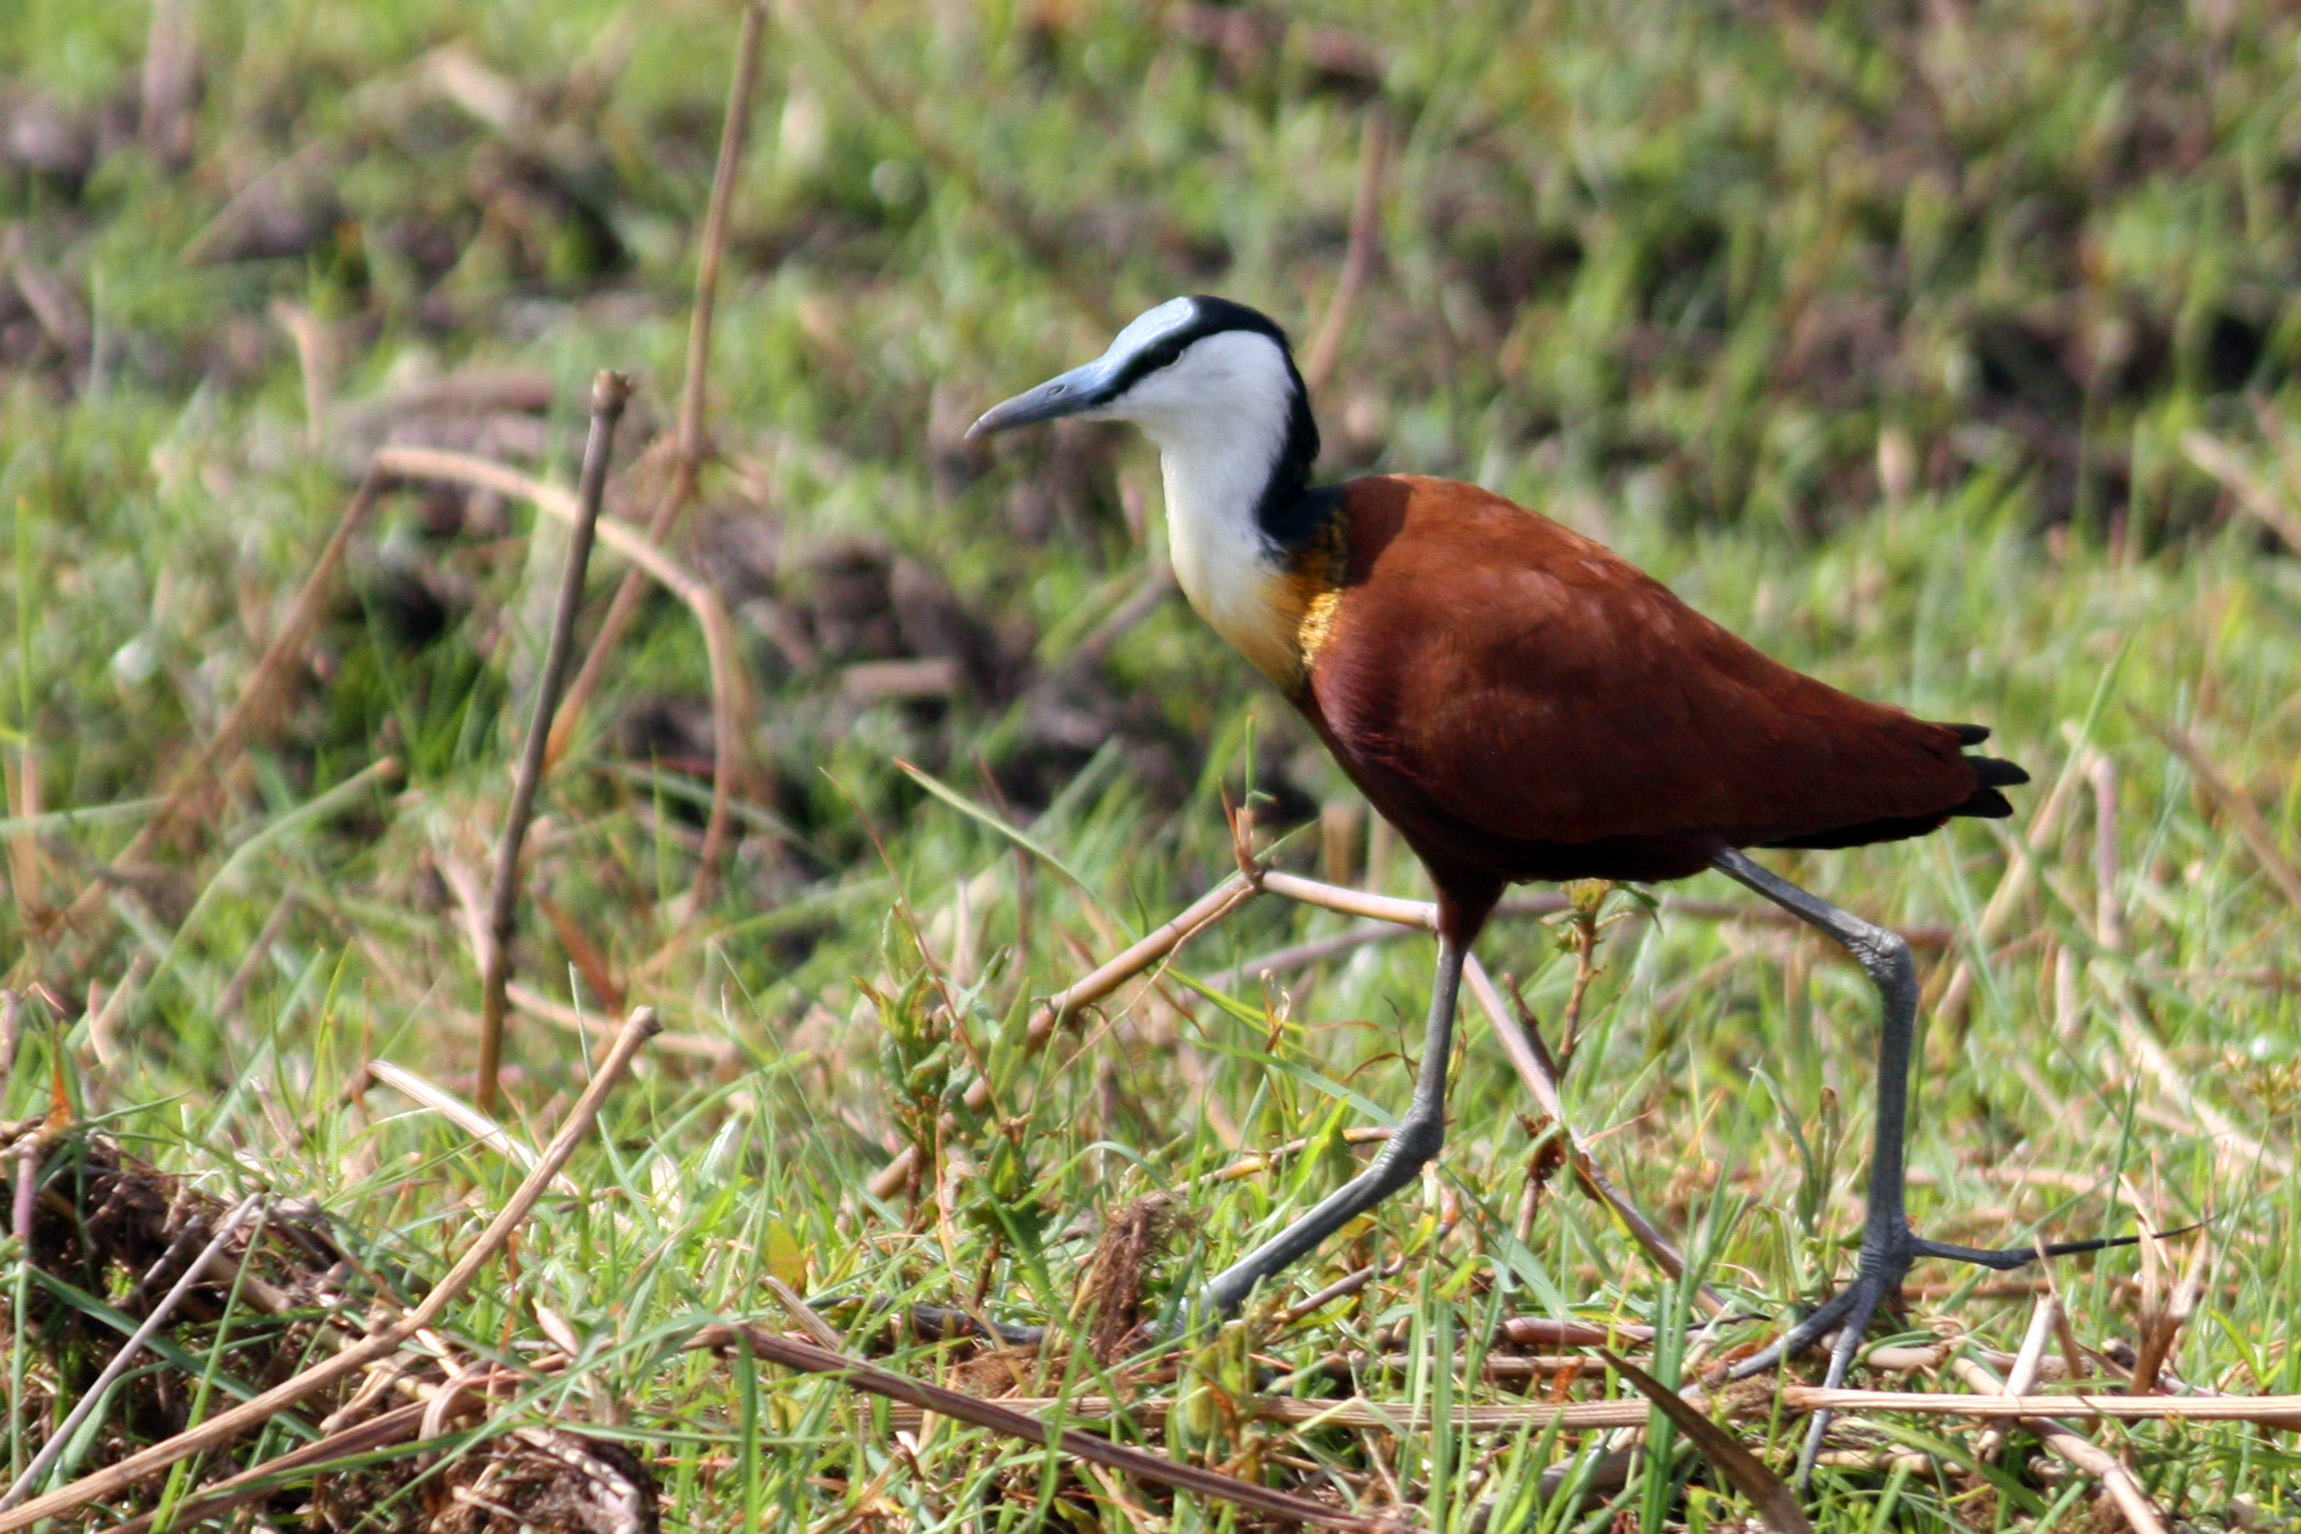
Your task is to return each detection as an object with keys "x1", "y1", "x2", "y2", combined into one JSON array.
[{"x1": 970, "y1": 296, "x2": 2100, "y2": 1402}]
